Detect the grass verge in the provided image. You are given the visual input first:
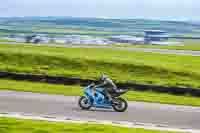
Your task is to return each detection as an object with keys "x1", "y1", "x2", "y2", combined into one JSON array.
[
  {"x1": 0, "y1": 44, "x2": 200, "y2": 88},
  {"x1": 0, "y1": 39, "x2": 15, "y2": 43},
  {"x1": 0, "y1": 117, "x2": 182, "y2": 133},
  {"x1": 1, "y1": 79, "x2": 200, "y2": 107}
]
